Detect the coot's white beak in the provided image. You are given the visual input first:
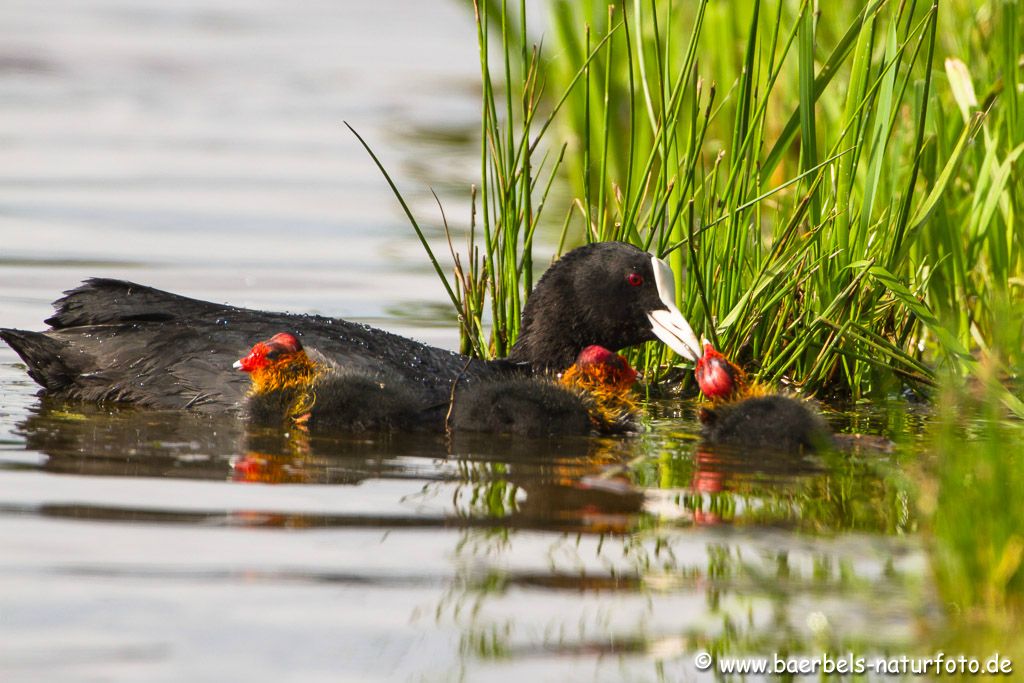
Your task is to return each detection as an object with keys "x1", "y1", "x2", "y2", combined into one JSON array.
[{"x1": 646, "y1": 256, "x2": 702, "y2": 362}]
